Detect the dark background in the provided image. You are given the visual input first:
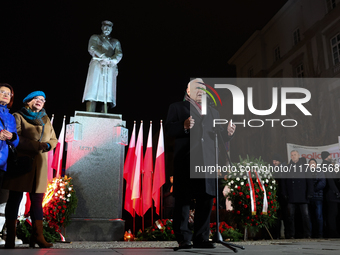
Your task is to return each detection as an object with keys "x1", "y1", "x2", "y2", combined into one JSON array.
[{"x1": 0, "y1": 0, "x2": 288, "y2": 142}]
